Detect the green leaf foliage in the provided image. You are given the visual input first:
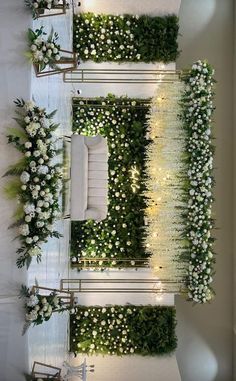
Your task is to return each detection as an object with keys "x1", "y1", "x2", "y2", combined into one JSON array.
[
  {"x1": 70, "y1": 305, "x2": 177, "y2": 356},
  {"x1": 179, "y1": 60, "x2": 215, "y2": 303},
  {"x1": 73, "y1": 13, "x2": 179, "y2": 63},
  {"x1": 4, "y1": 99, "x2": 62, "y2": 269},
  {"x1": 71, "y1": 95, "x2": 151, "y2": 268},
  {"x1": 3, "y1": 158, "x2": 27, "y2": 177},
  {"x1": 3, "y1": 179, "x2": 22, "y2": 200}
]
